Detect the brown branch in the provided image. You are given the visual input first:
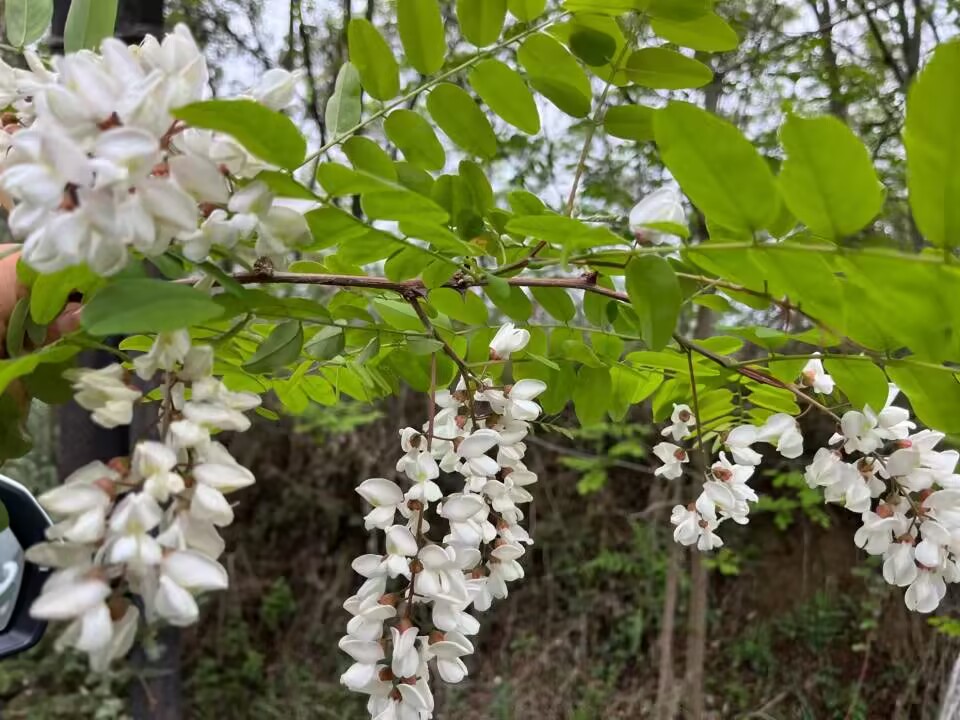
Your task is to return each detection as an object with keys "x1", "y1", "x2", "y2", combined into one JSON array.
[
  {"x1": 405, "y1": 292, "x2": 476, "y2": 384},
  {"x1": 674, "y1": 334, "x2": 842, "y2": 424},
  {"x1": 224, "y1": 269, "x2": 844, "y2": 424}
]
